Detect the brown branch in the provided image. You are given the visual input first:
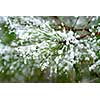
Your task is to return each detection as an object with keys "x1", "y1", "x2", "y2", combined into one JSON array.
[
  {"x1": 76, "y1": 33, "x2": 91, "y2": 40},
  {"x1": 51, "y1": 16, "x2": 100, "y2": 42},
  {"x1": 76, "y1": 32, "x2": 100, "y2": 40},
  {"x1": 59, "y1": 32, "x2": 100, "y2": 45},
  {"x1": 51, "y1": 16, "x2": 91, "y2": 33}
]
